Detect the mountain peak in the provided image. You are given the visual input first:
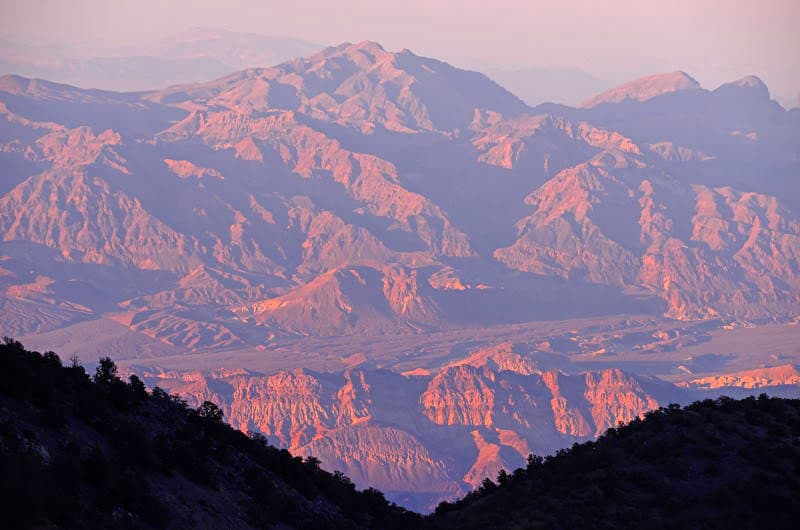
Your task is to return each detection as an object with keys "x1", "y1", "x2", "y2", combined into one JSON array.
[
  {"x1": 0, "y1": 74, "x2": 27, "y2": 92},
  {"x1": 167, "y1": 39, "x2": 527, "y2": 134},
  {"x1": 730, "y1": 75, "x2": 767, "y2": 89},
  {"x1": 349, "y1": 40, "x2": 387, "y2": 53},
  {"x1": 714, "y1": 75, "x2": 770, "y2": 100},
  {"x1": 321, "y1": 40, "x2": 389, "y2": 59},
  {"x1": 581, "y1": 71, "x2": 701, "y2": 107}
]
